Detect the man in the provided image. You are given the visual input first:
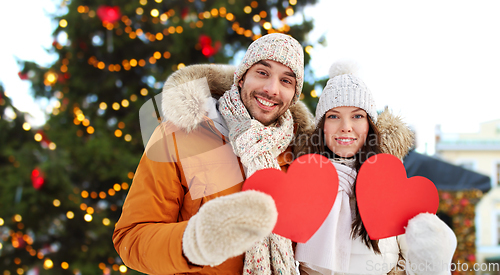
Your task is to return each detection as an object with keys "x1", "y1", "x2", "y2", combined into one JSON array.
[{"x1": 113, "y1": 33, "x2": 314, "y2": 274}]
